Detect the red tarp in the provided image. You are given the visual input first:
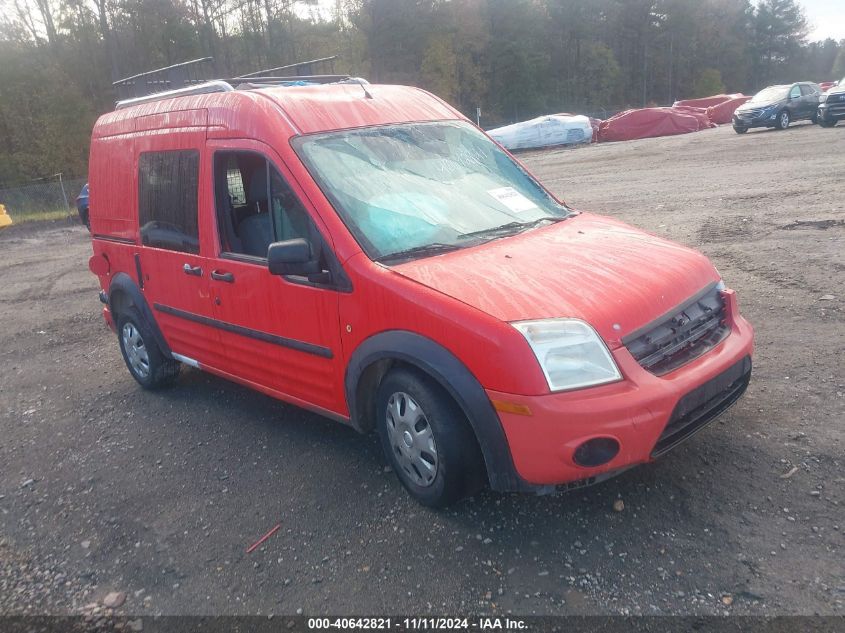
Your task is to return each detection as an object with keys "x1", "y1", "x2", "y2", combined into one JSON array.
[
  {"x1": 598, "y1": 107, "x2": 715, "y2": 142},
  {"x1": 673, "y1": 93, "x2": 744, "y2": 109},
  {"x1": 706, "y1": 95, "x2": 752, "y2": 124},
  {"x1": 671, "y1": 105, "x2": 717, "y2": 128},
  {"x1": 819, "y1": 81, "x2": 835, "y2": 92}
]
